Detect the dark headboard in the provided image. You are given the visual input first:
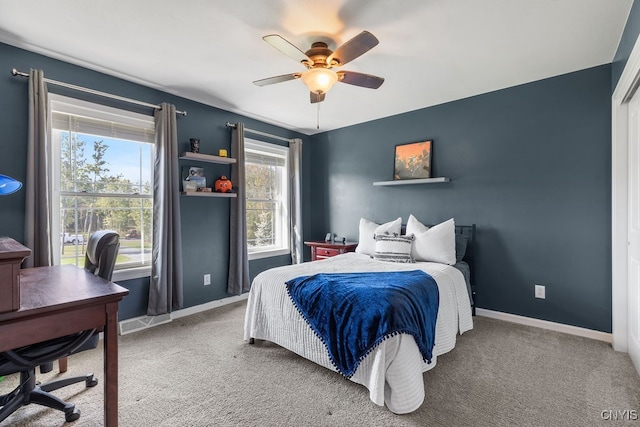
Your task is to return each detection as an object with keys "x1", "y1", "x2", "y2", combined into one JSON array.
[
  {"x1": 456, "y1": 225, "x2": 476, "y2": 314},
  {"x1": 455, "y1": 224, "x2": 476, "y2": 266}
]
